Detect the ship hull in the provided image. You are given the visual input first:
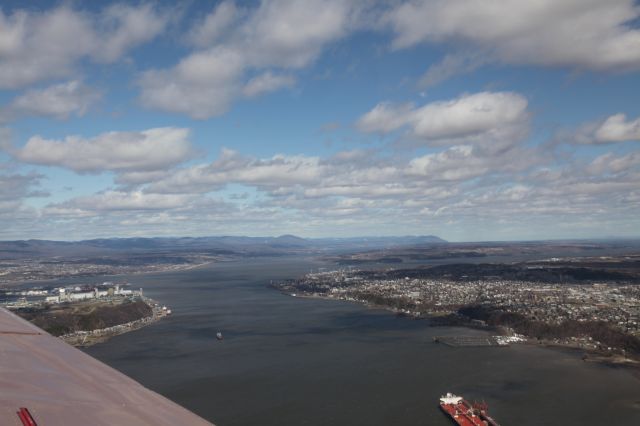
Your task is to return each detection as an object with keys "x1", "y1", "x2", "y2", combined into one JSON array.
[{"x1": 440, "y1": 401, "x2": 488, "y2": 426}]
